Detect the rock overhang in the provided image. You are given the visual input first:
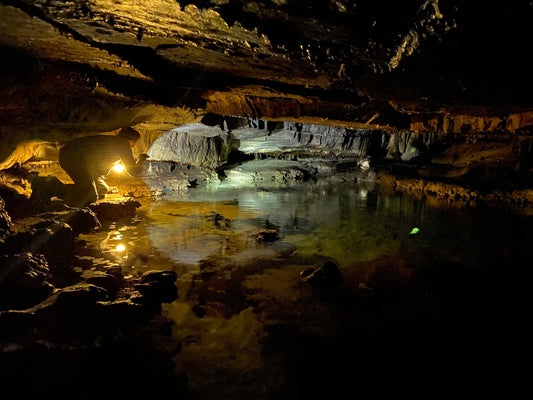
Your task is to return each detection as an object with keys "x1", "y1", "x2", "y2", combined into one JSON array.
[{"x1": 1, "y1": 0, "x2": 533, "y2": 170}]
